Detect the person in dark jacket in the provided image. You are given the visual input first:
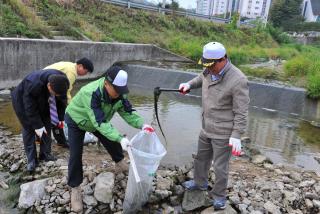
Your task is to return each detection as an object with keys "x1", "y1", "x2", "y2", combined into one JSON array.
[{"x1": 11, "y1": 69, "x2": 70, "y2": 172}]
